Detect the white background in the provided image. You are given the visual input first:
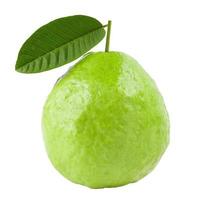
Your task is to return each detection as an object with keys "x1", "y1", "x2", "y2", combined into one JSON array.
[{"x1": 0, "y1": 0, "x2": 200, "y2": 199}]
